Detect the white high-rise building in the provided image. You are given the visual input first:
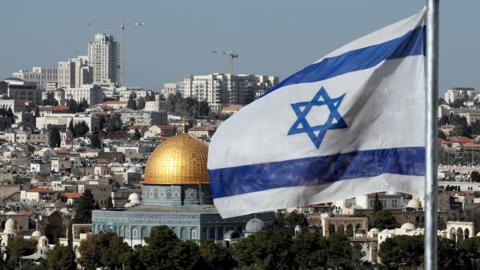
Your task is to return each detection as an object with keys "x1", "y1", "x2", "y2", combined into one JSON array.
[
  {"x1": 88, "y1": 33, "x2": 119, "y2": 85},
  {"x1": 444, "y1": 87, "x2": 476, "y2": 104},
  {"x1": 57, "y1": 56, "x2": 93, "y2": 88},
  {"x1": 12, "y1": 67, "x2": 58, "y2": 90},
  {"x1": 183, "y1": 73, "x2": 278, "y2": 106}
]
